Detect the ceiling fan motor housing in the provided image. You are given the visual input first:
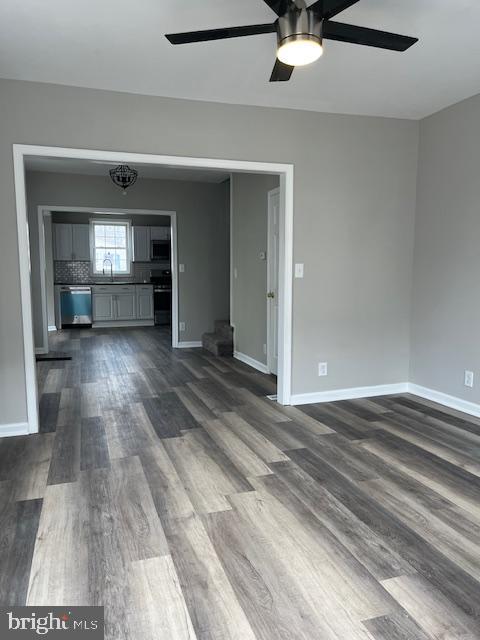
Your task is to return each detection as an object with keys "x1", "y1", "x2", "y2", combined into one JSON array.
[{"x1": 277, "y1": 8, "x2": 323, "y2": 50}]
